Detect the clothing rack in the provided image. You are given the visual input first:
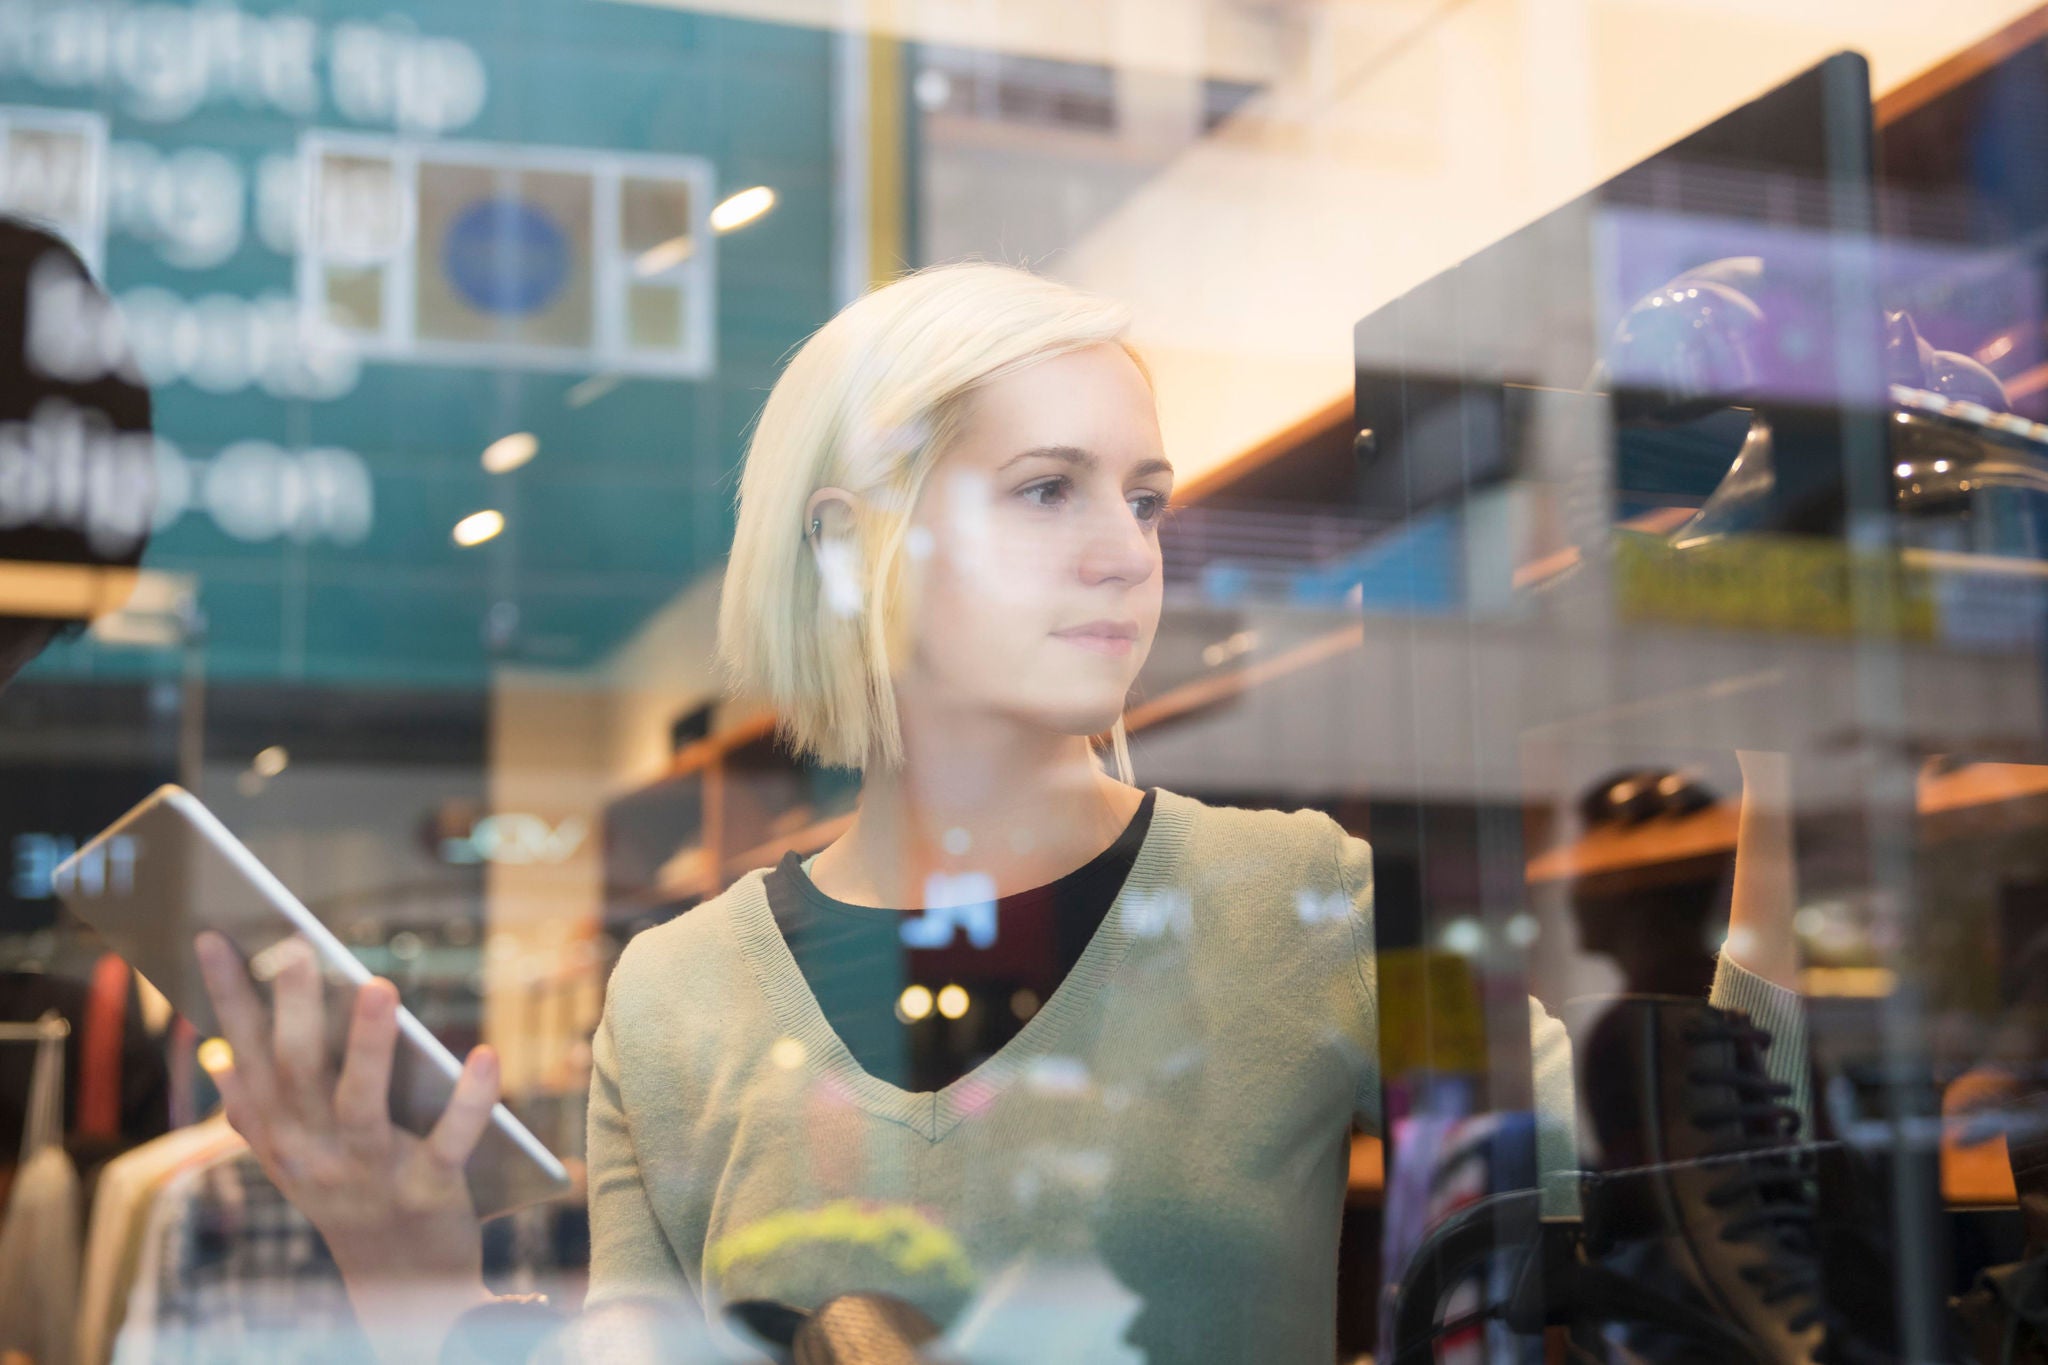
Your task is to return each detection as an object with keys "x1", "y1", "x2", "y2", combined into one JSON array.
[{"x1": 0, "y1": 1014, "x2": 69, "y2": 1043}]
